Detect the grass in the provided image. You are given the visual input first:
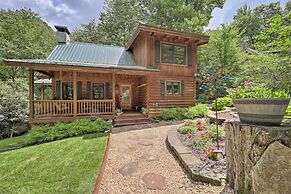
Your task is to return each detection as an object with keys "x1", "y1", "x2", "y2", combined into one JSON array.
[
  {"x1": 0, "y1": 135, "x2": 27, "y2": 150},
  {"x1": 0, "y1": 133, "x2": 108, "y2": 194}
]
